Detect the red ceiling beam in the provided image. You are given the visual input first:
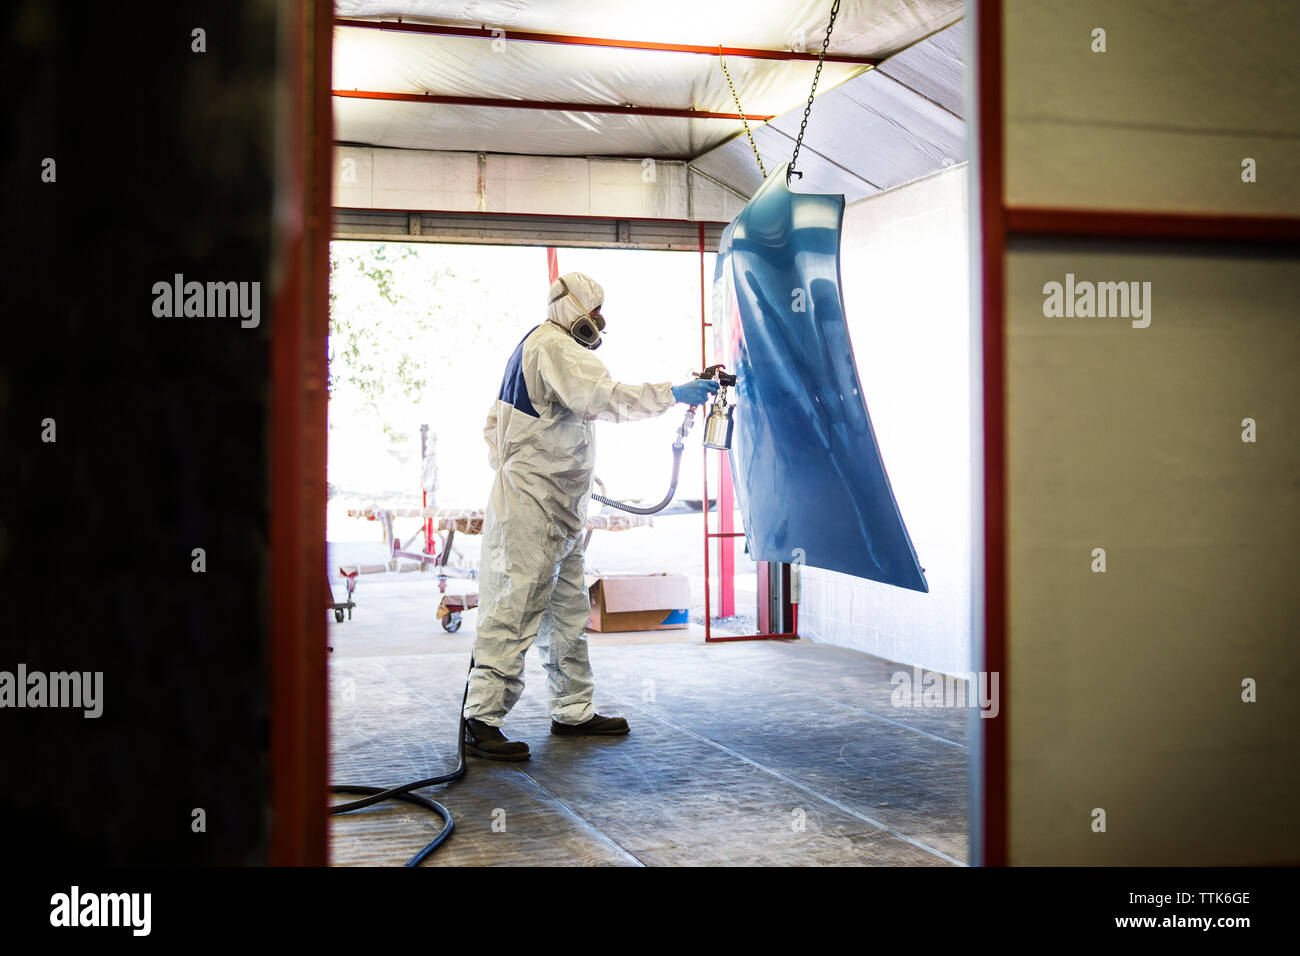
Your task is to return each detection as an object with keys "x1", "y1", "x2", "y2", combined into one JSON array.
[
  {"x1": 333, "y1": 88, "x2": 774, "y2": 122},
  {"x1": 335, "y1": 17, "x2": 880, "y2": 66}
]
